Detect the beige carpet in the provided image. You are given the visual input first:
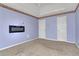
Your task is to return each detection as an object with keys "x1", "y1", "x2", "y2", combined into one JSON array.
[{"x1": 0, "y1": 39, "x2": 79, "y2": 56}]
